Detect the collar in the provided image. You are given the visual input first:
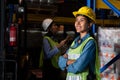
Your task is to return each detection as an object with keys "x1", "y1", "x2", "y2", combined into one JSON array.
[
  {"x1": 75, "y1": 33, "x2": 91, "y2": 43},
  {"x1": 71, "y1": 33, "x2": 91, "y2": 48}
]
